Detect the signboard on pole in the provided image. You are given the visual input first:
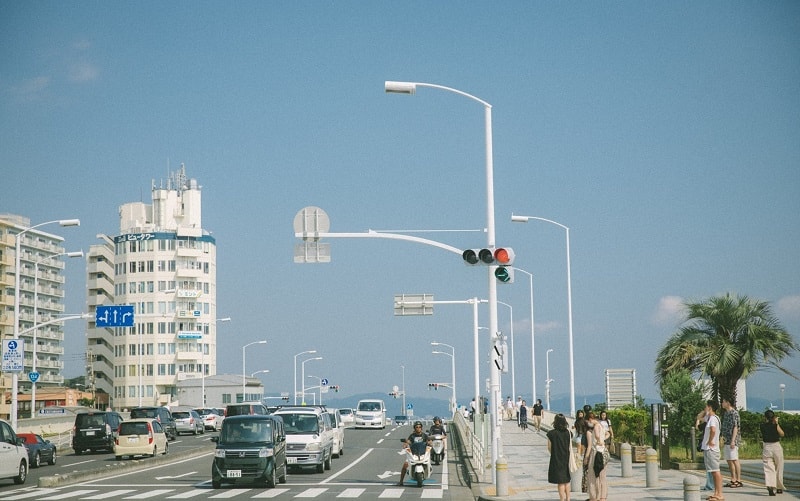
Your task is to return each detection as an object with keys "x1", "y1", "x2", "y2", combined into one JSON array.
[
  {"x1": 2, "y1": 339, "x2": 25, "y2": 372},
  {"x1": 393, "y1": 294, "x2": 434, "y2": 316},
  {"x1": 96, "y1": 305, "x2": 135, "y2": 327}
]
